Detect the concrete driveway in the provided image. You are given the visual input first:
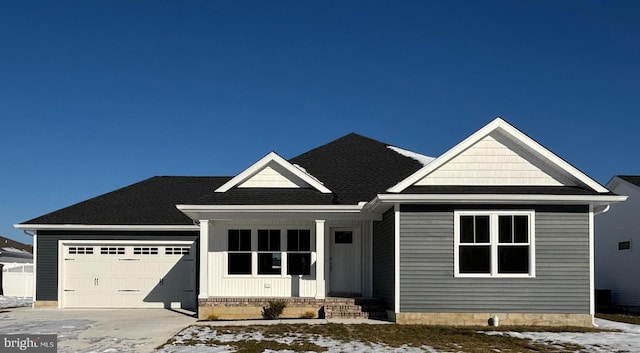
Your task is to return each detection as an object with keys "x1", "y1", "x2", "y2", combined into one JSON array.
[{"x1": 0, "y1": 307, "x2": 197, "y2": 353}]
